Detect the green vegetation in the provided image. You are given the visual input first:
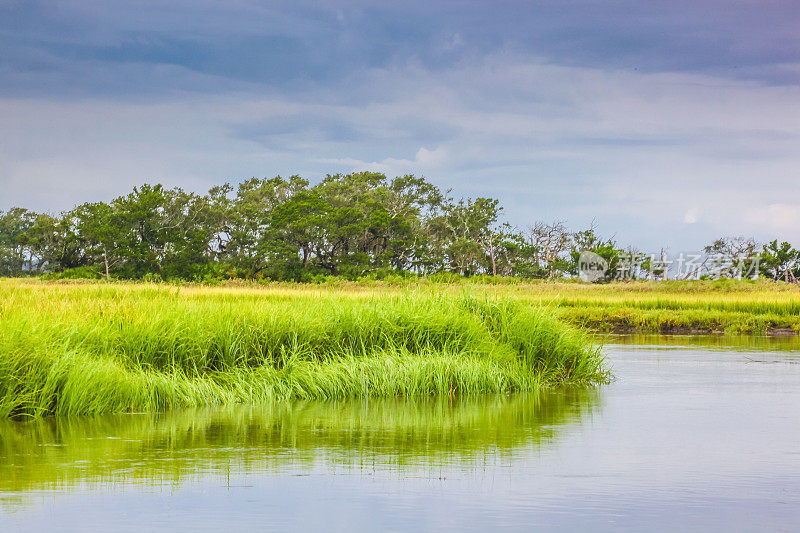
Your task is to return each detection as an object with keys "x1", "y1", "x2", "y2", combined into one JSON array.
[
  {"x1": 3, "y1": 275, "x2": 796, "y2": 419},
  {"x1": 0, "y1": 391, "x2": 598, "y2": 494},
  {"x1": 0, "y1": 280, "x2": 606, "y2": 418},
  {"x1": 2, "y1": 172, "x2": 798, "y2": 282},
  {"x1": 504, "y1": 280, "x2": 800, "y2": 334}
]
